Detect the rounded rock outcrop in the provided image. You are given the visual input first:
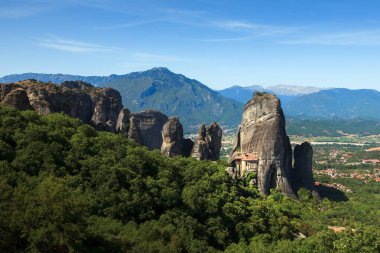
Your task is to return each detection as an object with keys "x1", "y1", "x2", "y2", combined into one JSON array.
[
  {"x1": 0, "y1": 80, "x2": 125, "y2": 132},
  {"x1": 161, "y1": 117, "x2": 184, "y2": 157}
]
